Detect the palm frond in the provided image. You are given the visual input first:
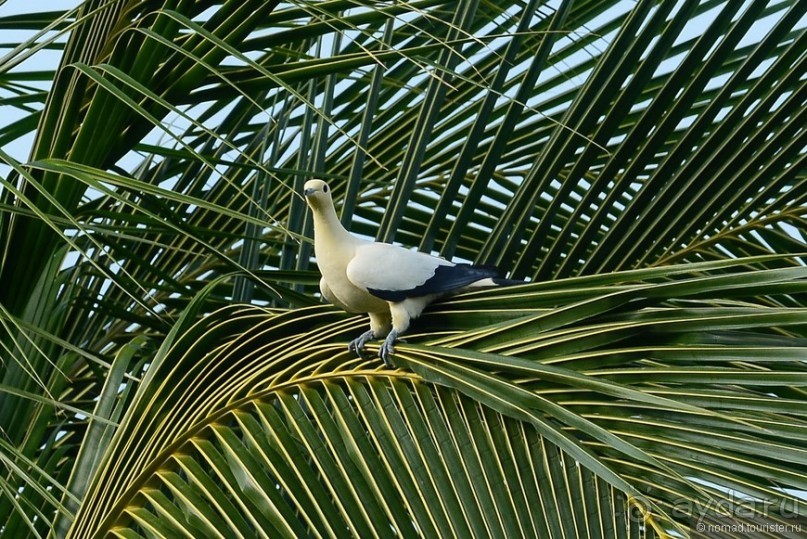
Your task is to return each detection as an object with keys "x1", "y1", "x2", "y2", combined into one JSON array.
[{"x1": 65, "y1": 259, "x2": 806, "y2": 537}]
